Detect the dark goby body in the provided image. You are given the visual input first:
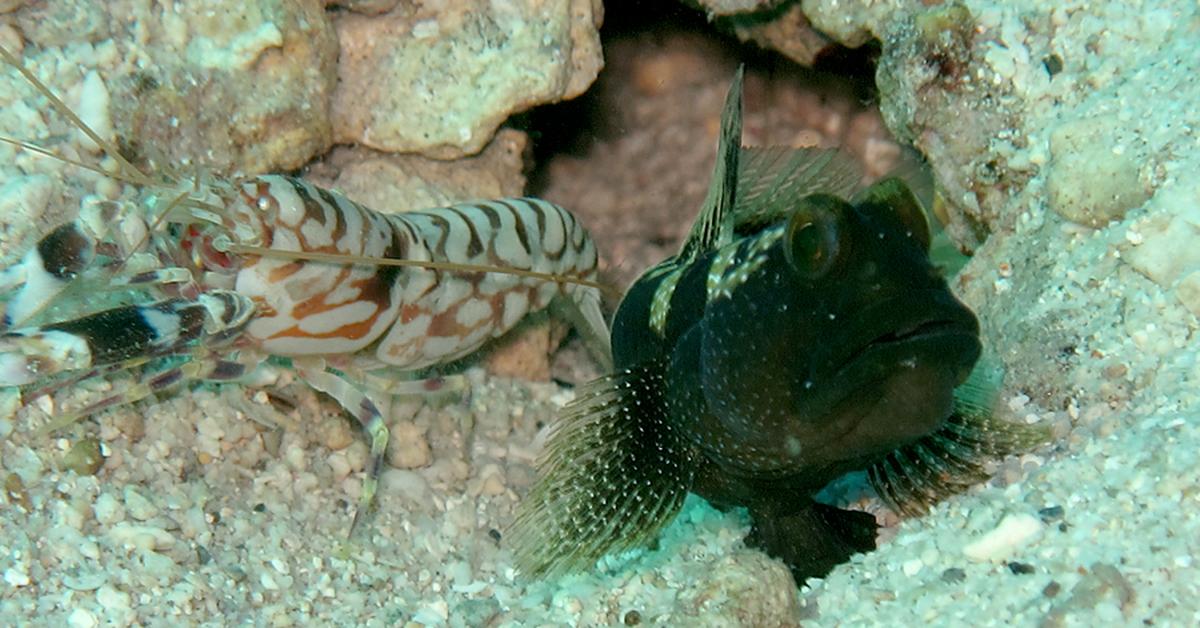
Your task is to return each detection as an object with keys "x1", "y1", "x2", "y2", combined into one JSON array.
[{"x1": 511, "y1": 68, "x2": 1043, "y2": 584}]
